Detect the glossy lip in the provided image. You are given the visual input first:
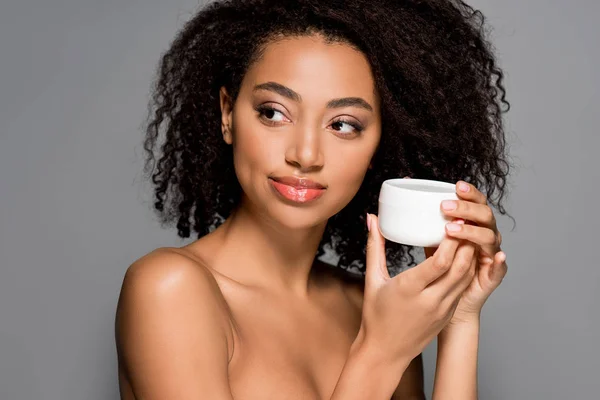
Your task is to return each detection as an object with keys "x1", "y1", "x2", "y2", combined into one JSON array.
[
  {"x1": 270, "y1": 176, "x2": 326, "y2": 189},
  {"x1": 268, "y1": 176, "x2": 327, "y2": 204}
]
